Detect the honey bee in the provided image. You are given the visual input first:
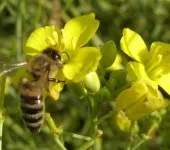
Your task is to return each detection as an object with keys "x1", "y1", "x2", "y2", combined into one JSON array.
[
  {"x1": 0, "y1": 48, "x2": 63, "y2": 133},
  {"x1": 20, "y1": 48, "x2": 63, "y2": 133}
]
